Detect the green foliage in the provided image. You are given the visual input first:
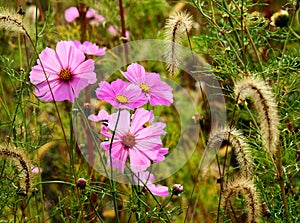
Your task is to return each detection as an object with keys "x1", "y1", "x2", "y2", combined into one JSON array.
[{"x1": 0, "y1": 0, "x2": 299, "y2": 222}]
